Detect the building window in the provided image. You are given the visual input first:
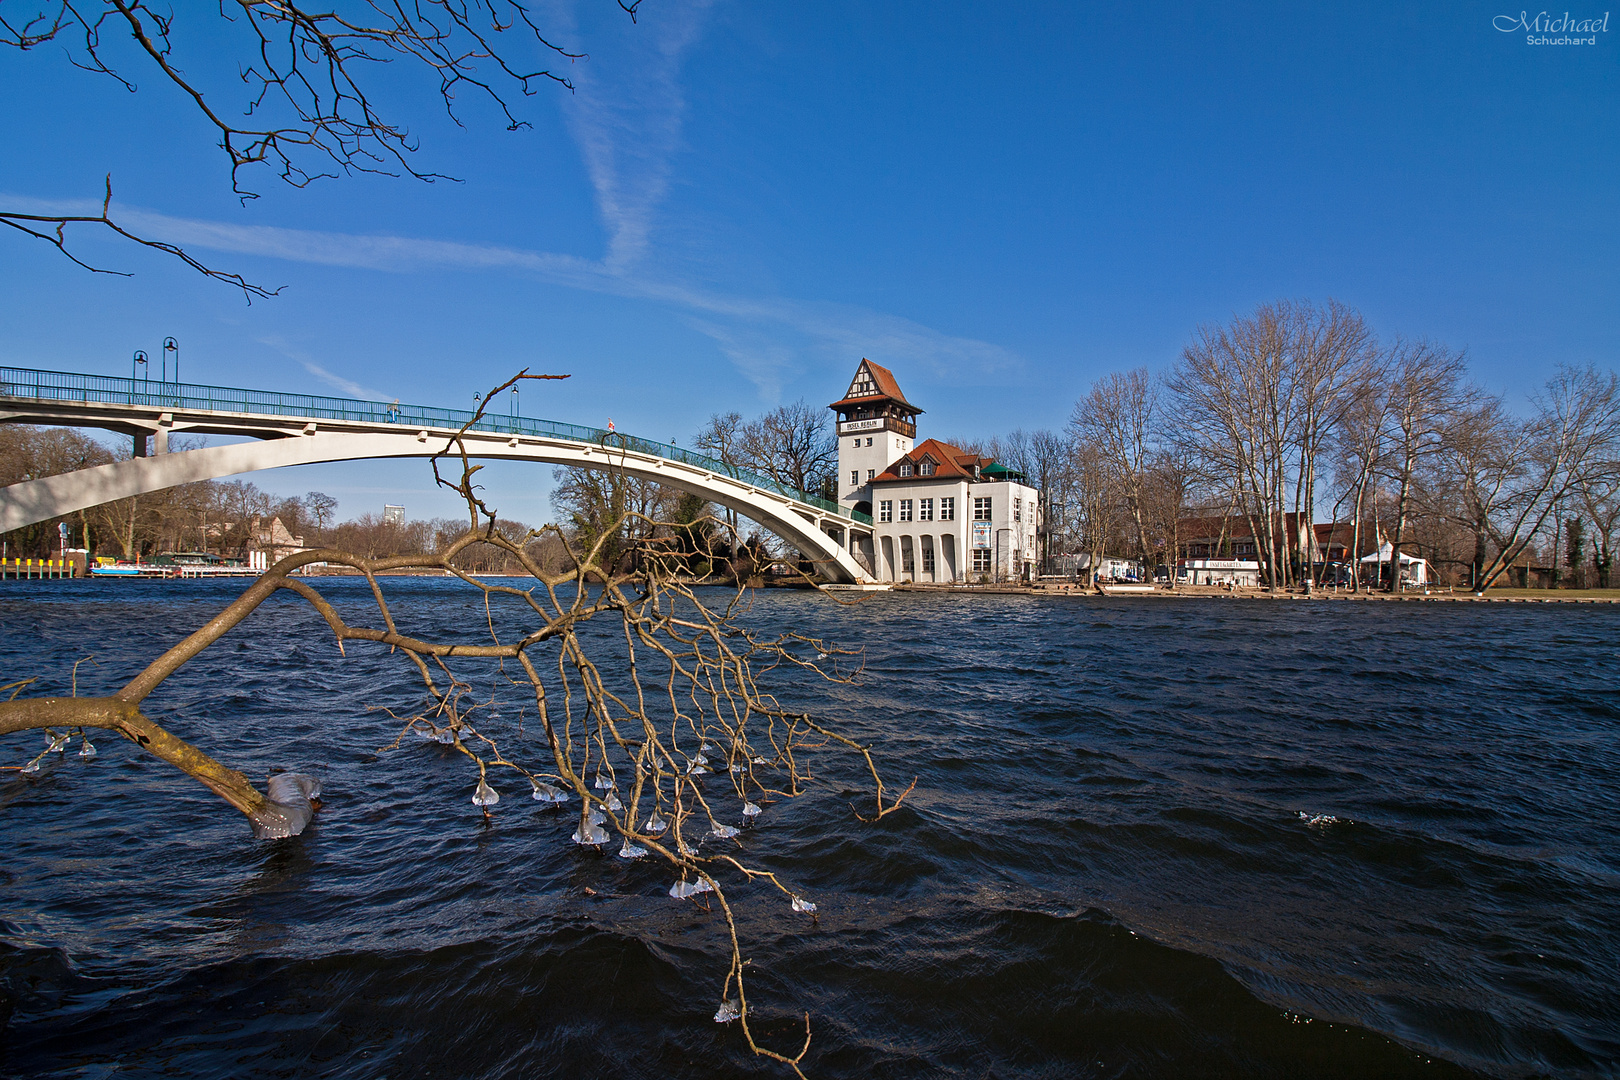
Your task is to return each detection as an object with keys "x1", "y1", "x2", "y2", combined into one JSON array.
[
  {"x1": 922, "y1": 542, "x2": 936, "y2": 574},
  {"x1": 972, "y1": 548, "x2": 991, "y2": 572},
  {"x1": 920, "y1": 459, "x2": 936, "y2": 476},
  {"x1": 850, "y1": 470, "x2": 859, "y2": 487},
  {"x1": 866, "y1": 469, "x2": 875, "y2": 481},
  {"x1": 865, "y1": 437, "x2": 873, "y2": 446},
  {"x1": 899, "y1": 462, "x2": 913, "y2": 477},
  {"x1": 919, "y1": 498, "x2": 933, "y2": 521},
  {"x1": 974, "y1": 497, "x2": 992, "y2": 521},
  {"x1": 1013, "y1": 500, "x2": 1021, "y2": 522},
  {"x1": 902, "y1": 542, "x2": 915, "y2": 574},
  {"x1": 852, "y1": 438, "x2": 860, "y2": 448},
  {"x1": 940, "y1": 497, "x2": 955, "y2": 521},
  {"x1": 899, "y1": 499, "x2": 913, "y2": 522},
  {"x1": 879, "y1": 500, "x2": 892, "y2": 523}
]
